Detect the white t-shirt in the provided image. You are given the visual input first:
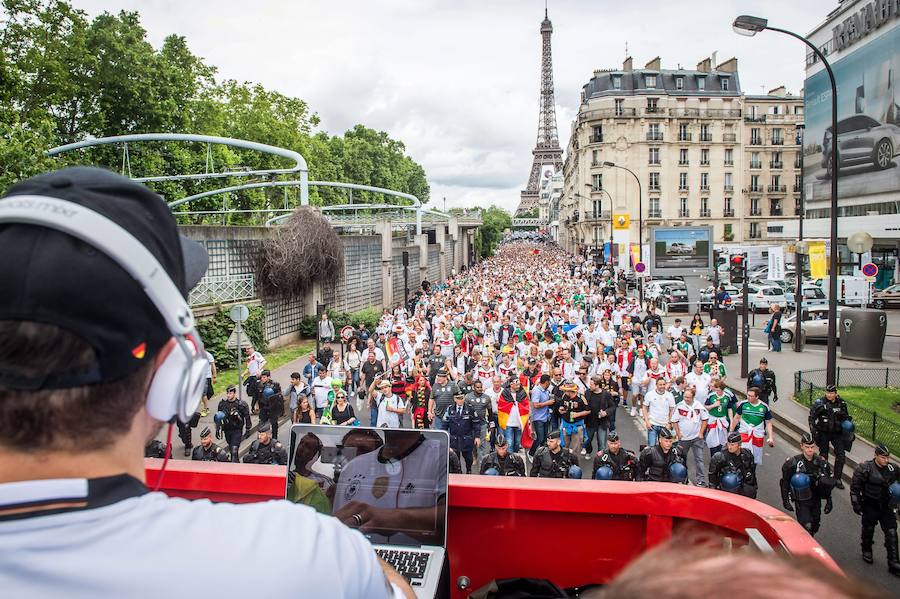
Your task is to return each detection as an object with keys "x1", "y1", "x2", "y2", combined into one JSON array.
[
  {"x1": 671, "y1": 400, "x2": 709, "y2": 440},
  {"x1": 643, "y1": 390, "x2": 676, "y2": 426},
  {"x1": 247, "y1": 351, "x2": 265, "y2": 376},
  {"x1": 376, "y1": 393, "x2": 405, "y2": 428},
  {"x1": 667, "y1": 325, "x2": 684, "y2": 341},
  {"x1": 203, "y1": 351, "x2": 215, "y2": 380},
  {"x1": 705, "y1": 326, "x2": 722, "y2": 345},
  {"x1": 312, "y1": 376, "x2": 332, "y2": 409},
  {"x1": 362, "y1": 347, "x2": 386, "y2": 364},
  {"x1": 597, "y1": 327, "x2": 617, "y2": 349},
  {"x1": 0, "y1": 478, "x2": 401, "y2": 599},
  {"x1": 684, "y1": 371, "x2": 712, "y2": 402}
]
